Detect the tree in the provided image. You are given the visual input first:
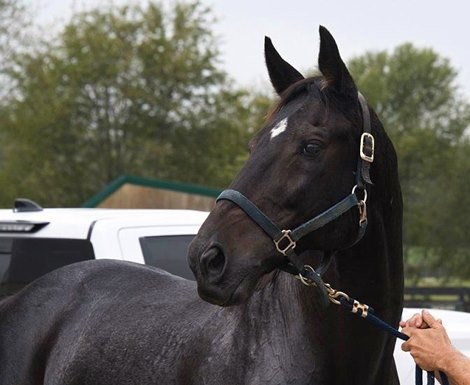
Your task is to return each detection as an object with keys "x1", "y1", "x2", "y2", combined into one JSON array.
[
  {"x1": 429, "y1": 138, "x2": 470, "y2": 280},
  {"x1": 164, "y1": 89, "x2": 271, "y2": 187},
  {"x1": 348, "y1": 44, "x2": 470, "y2": 282},
  {"x1": 0, "y1": 1, "x2": 264, "y2": 206},
  {"x1": 0, "y1": 0, "x2": 26, "y2": 55},
  {"x1": 0, "y1": 0, "x2": 30, "y2": 96}
]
